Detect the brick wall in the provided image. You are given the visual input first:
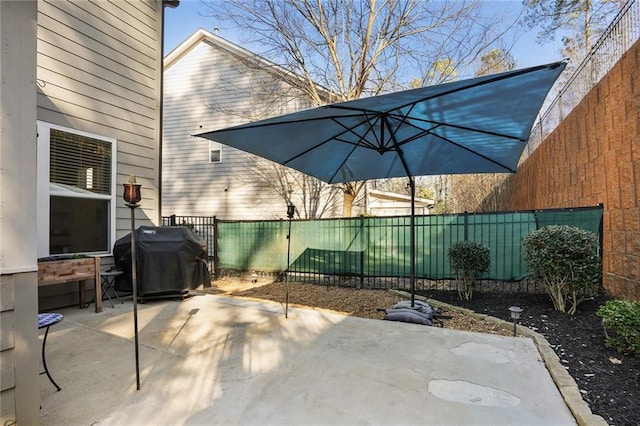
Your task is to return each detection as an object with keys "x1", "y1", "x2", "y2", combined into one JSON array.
[{"x1": 501, "y1": 39, "x2": 640, "y2": 300}]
